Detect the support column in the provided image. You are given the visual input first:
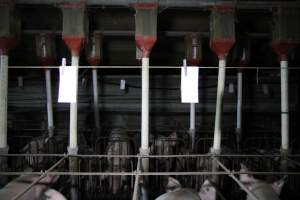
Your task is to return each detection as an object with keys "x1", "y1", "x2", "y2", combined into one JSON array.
[
  {"x1": 92, "y1": 69, "x2": 100, "y2": 136},
  {"x1": 68, "y1": 55, "x2": 79, "y2": 200},
  {"x1": 211, "y1": 59, "x2": 226, "y2": 184},
  {"x1": 236, "y1": 71, "x2": 243, "y2": 152},
  {"x1": 140, "y1": 57, "x2": 150, "y2": 173},
  {"x1": 189, "y1": 103, "x2": 196, "y2": 151},
  {"x1": 45, "y1": 69, "x2": 54, "y2": 138},
  {"x1": 0, "y1": 55, "x2": 8, "y2": 149},
  {"x1": 0, "y1": 54, "x2": 9, "y2": 186},
  {"x1": 212, "y1": 59, "x2": 226, "y2": 152},
  {"x1": 280, "y1": 60, "x2": 289, "y2": 171}
]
